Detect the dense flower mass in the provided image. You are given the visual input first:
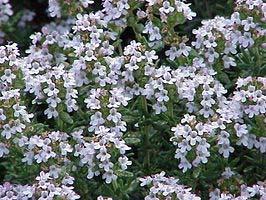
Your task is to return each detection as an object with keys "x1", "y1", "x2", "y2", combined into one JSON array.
[
  {"x1": 140, "y1": 171, "x2": 201, "y2": 199},
  {"x1": 0, "y1": 0, "x2": 265, "y2": 199}
]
